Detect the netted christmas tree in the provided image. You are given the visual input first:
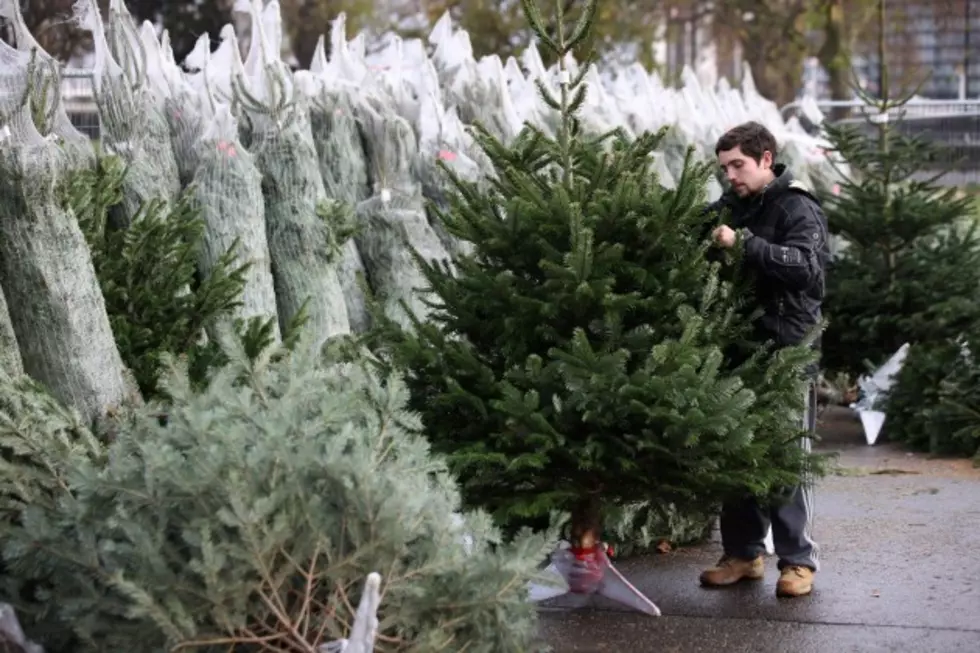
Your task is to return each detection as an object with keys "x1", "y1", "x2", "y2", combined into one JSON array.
[
  {"x1": 230, "y1": 0, "x2": 354, "y2": 344},
  {"x1": 819, "y1": 0, "x2": 980, "y2": 455},
  {"x1": 0, "y1": 331, "x2": 553, "y2": 653},
  {"x1": 372, "y1": 0, "x2": 822, "y2": 554},
  {"x1": 0, "y1": 39, "x2": 132, "y2": 425}
]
